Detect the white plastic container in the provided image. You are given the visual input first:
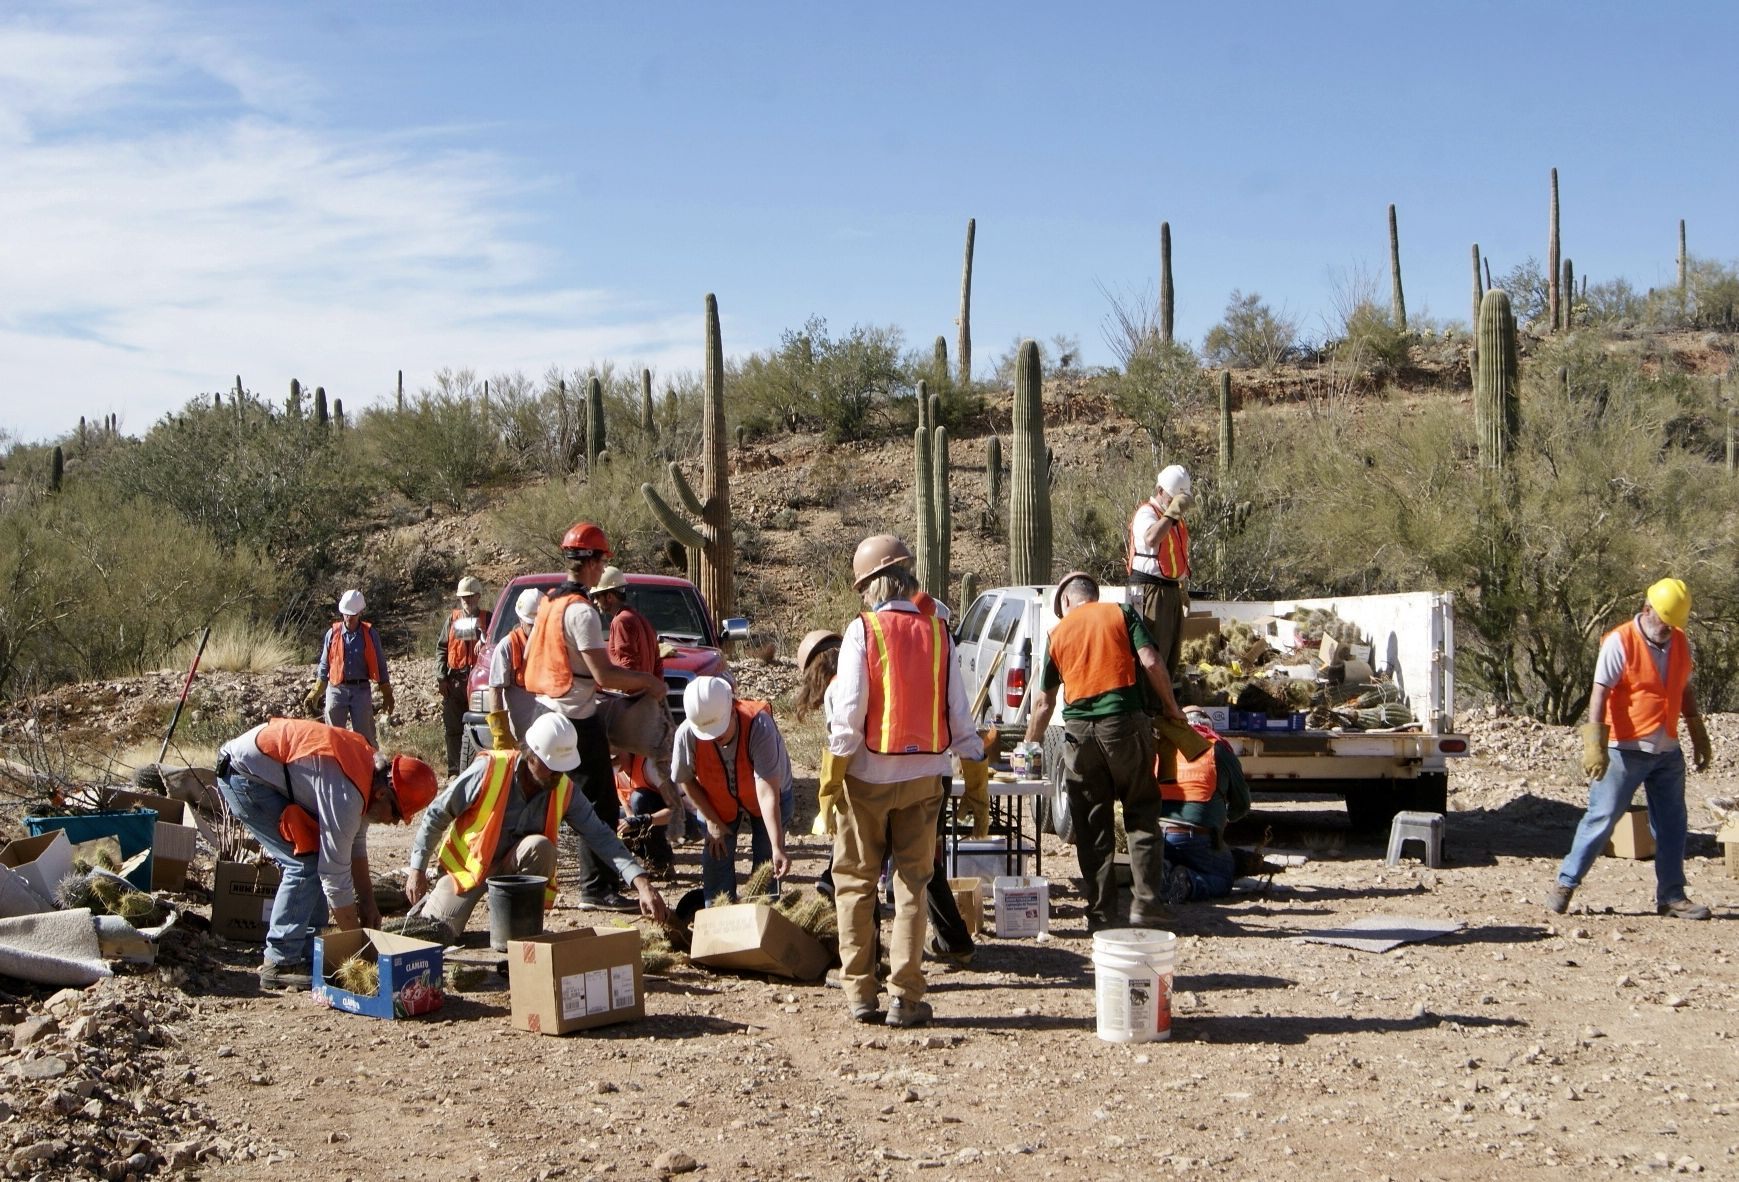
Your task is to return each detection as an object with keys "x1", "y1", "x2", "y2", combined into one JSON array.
[
  {"x1": 992, "y1": 875, "x2": 1049, "y2": 938},
  {"x1": 1091, "y1": 928, "x2": 1176, "y2": 1043},
  {"x1": 949, "y1": 837, "x2": 1030, "y2": 881}
]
